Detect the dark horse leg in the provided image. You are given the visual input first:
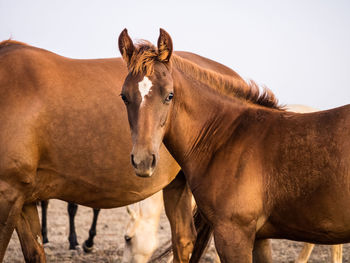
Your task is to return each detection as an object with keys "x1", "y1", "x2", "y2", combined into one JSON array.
[
  {"x1": 82, "y1": 208, "x2": 101, "y2": 253},
  {"x1": 40, "y1": 200, "x2": 49, "y2": 244},
  {"x1": 67, "y1": 202, "x2": 79, "y2": 249}
]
